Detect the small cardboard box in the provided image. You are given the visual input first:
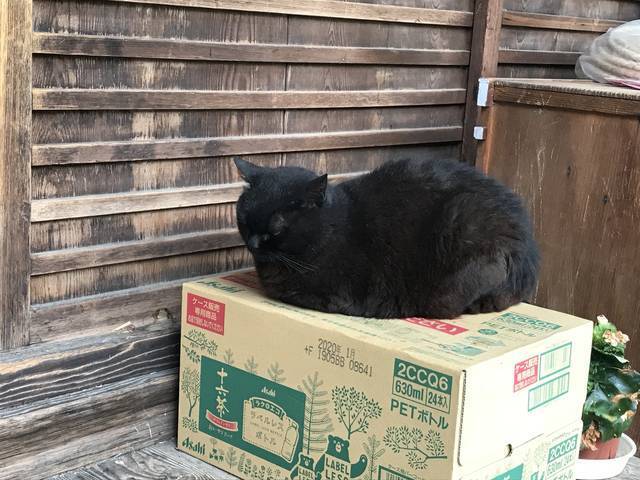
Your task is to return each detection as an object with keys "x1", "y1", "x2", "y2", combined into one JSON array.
[{"x1": 178, "y1": 270, "x2": 592, "y2": 480}]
